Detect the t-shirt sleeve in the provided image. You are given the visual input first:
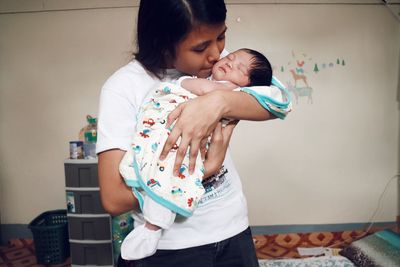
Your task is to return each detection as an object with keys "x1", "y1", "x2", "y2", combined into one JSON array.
[{"x1": 96, "y1": 87, "x2": 137, "y2": 154}]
